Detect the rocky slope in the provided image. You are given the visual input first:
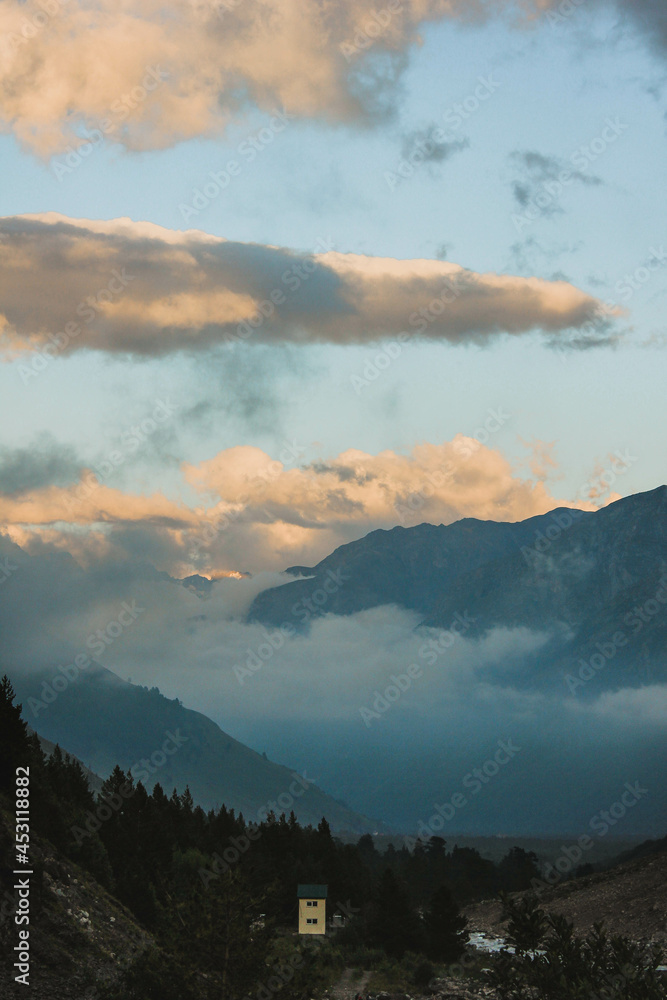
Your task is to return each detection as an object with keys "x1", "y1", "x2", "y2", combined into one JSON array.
[
  {"x1": 0, "y1": 803, "x2": 151, "y2": 999},
  {"x1": 464, "y1": 842, "x2": 667, "y2": 947}
]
